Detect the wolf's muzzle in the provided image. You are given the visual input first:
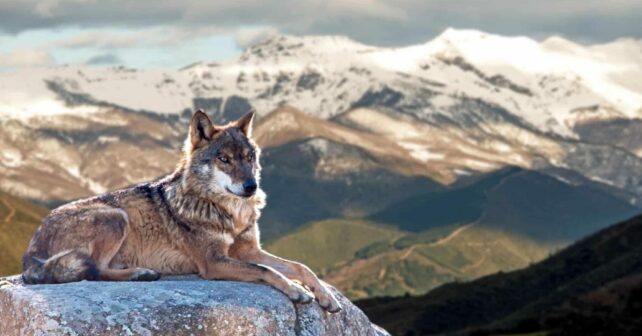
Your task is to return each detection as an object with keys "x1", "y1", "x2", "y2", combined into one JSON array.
[{"x1": 243, "y1": 179, "x2": 258, "y2": 195}]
